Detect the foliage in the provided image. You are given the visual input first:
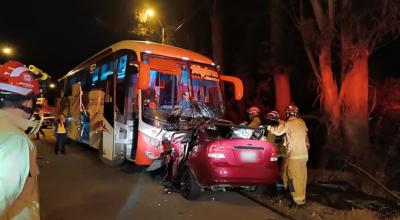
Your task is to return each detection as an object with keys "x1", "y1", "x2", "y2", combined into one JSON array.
[{"x1": 131, "y1": 8, "x2": 157, "y2": 39}]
